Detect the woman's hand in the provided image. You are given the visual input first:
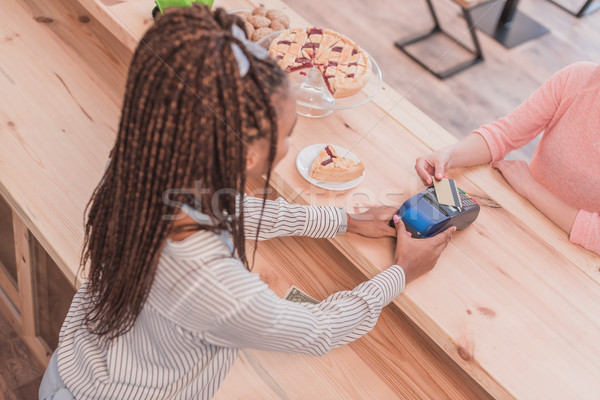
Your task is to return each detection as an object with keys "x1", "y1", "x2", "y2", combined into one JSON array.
[
  {"x1": 492, "y1": 160, "x2": 536, "y2": 198},
  {"x1": 415, "y1": 134, "x2": 493, "y2": 186},
  {"x1": 347, "y1": 206, "x2": 397, "y2": 238},
  {"x1": 415, "y1": 149, "x2": 451, "y2": 186},
  {"x1": 392, "y1": 215, "x2": 454, "y2": 283}
]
